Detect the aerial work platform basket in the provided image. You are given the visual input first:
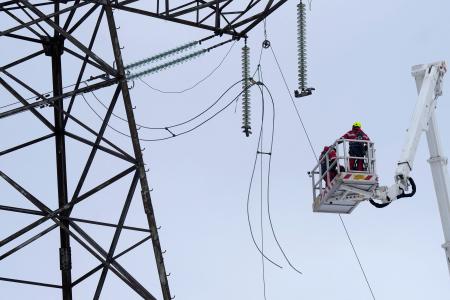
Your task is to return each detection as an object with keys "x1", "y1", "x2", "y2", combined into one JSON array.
[{"x1": 309, "y1": 139, "x2": 379, "y2": 214}]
